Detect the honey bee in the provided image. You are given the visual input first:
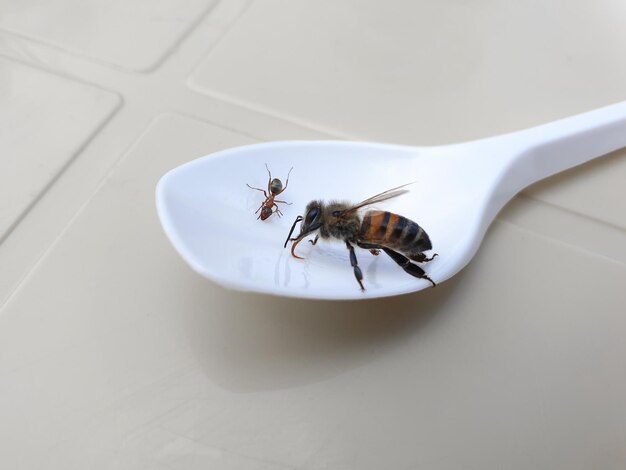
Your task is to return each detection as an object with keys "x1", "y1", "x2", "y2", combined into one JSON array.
[
  {"x1": 247, "y1": 164, "x2": 293, "y2": 220},
  {"x1": 283, "y1": 184, "x2": 437, "y2": 290}
]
